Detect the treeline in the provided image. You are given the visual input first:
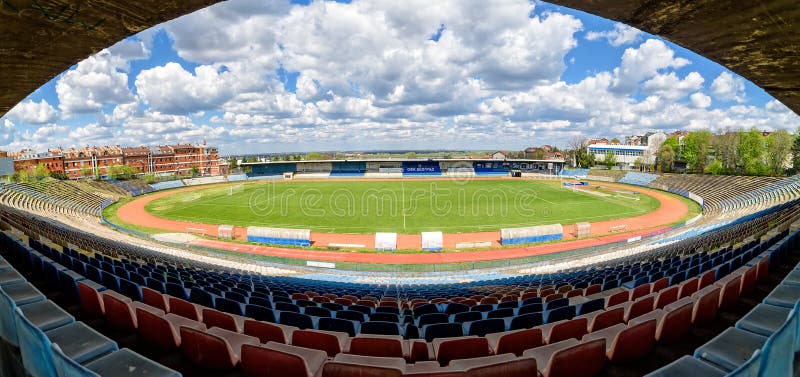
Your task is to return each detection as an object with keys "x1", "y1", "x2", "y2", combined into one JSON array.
[{"x1": 657, "y1": 129, "x2": 795, "y2": 176}]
